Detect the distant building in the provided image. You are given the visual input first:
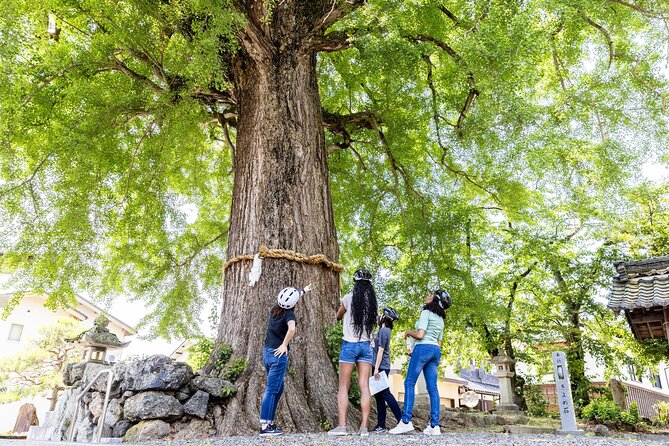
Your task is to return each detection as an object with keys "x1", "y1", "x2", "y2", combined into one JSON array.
[
  {"x1": 604, "y1": 255, "x2": 669, "y2": 418},
  {"x1": 388, "y1": 357, "x2": 499, "y2": 411},
  {"x1": 0, "y1": 274, "x2": 134, "y2": 363},
  {"x1": 170, "y1": 339, "x2": 194, "y2": 362},
  {"x1": 0, "y1": 273, "x2": 135, "y2": 433}
]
